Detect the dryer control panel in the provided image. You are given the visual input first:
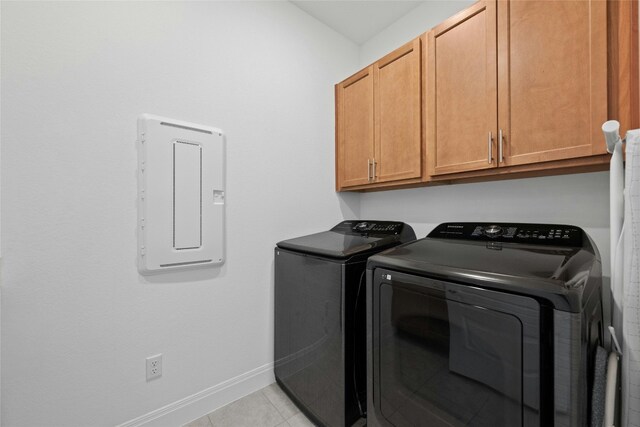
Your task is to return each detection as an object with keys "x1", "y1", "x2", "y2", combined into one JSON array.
[{"x1": 428, "y1": 222, "x2": 584, "y2": 247}]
